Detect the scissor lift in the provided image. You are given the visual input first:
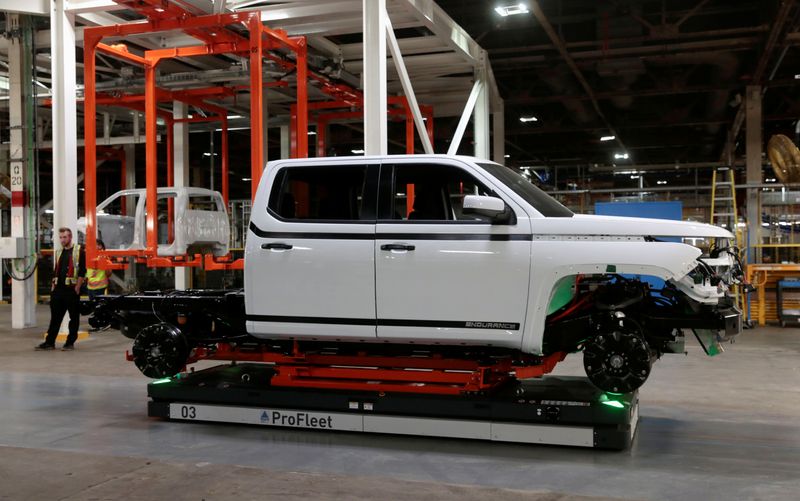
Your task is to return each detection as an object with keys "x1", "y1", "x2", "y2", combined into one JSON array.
[{"x1": 146, "y1": 363, "x2": 638, "y2": 450}]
